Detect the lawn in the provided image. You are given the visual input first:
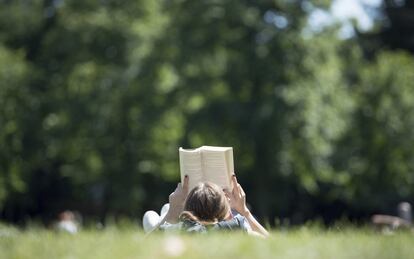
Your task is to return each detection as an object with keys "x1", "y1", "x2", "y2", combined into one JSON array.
[{"x1": 0, "y1": 224, "x2": 413, "y2": 259}]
